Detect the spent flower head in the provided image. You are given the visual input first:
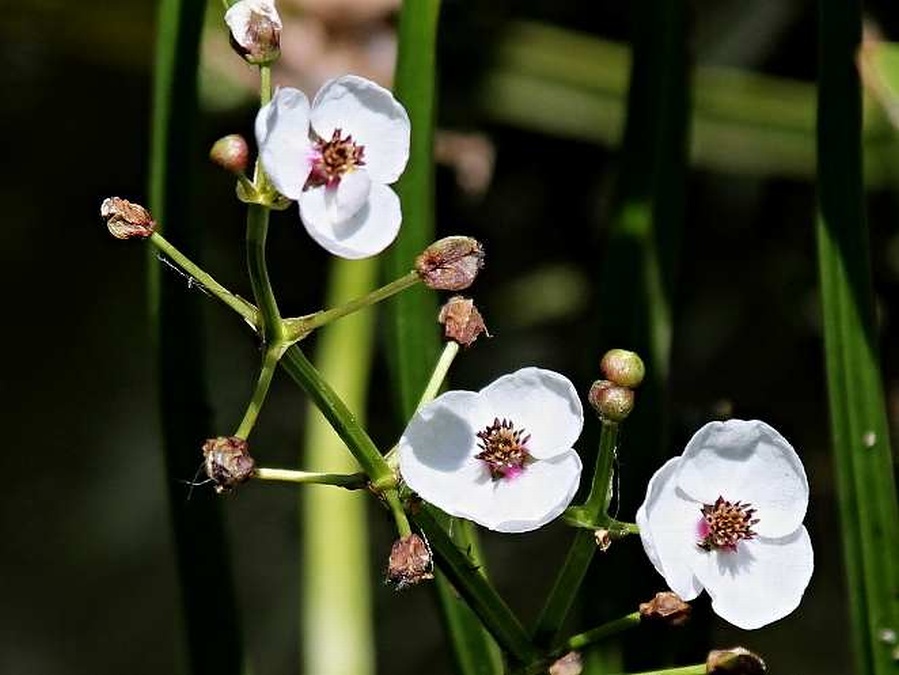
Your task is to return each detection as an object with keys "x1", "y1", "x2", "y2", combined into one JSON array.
[
  {"x1": 255, "y1": 75, "x2": 410, "y2": 258},
  {"x1": 398, "y1": 367, "x2": 583, "y2": 533},
  {"x1": 225, "y1": 0, "x2": 282, "y2": 64},
  {"x1": 637, "y1": 419, "x2": 813, "y2": 629}
]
